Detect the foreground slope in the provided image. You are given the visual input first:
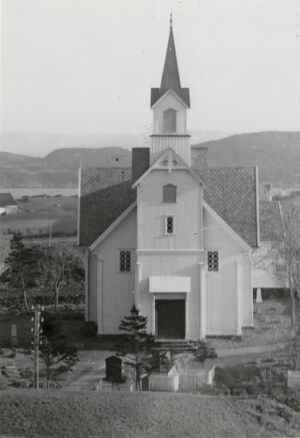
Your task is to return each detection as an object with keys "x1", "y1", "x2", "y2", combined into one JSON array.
[{"x1": 0, "y1": 391, "x2": 278, "y2": 438}]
